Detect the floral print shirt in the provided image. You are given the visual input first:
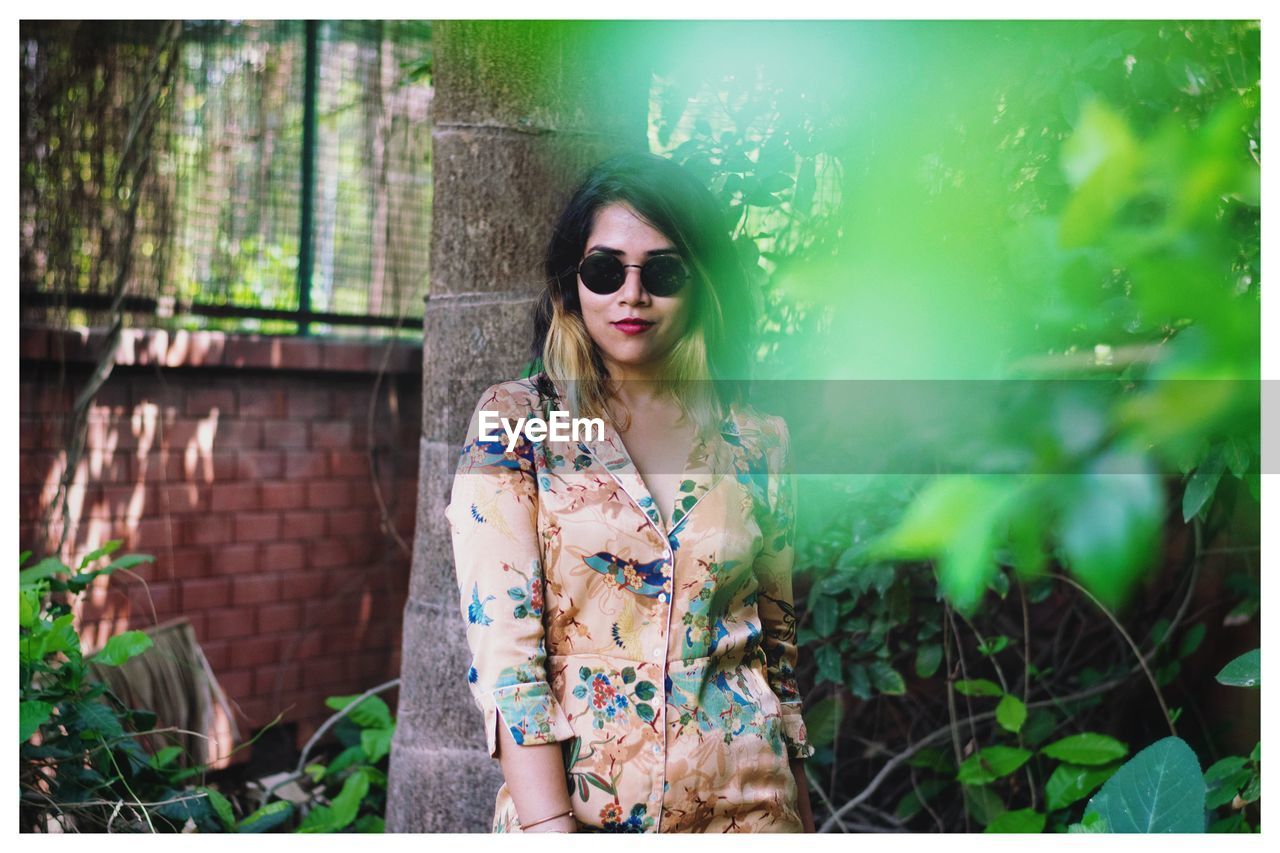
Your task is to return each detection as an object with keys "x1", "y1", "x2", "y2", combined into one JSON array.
[{"x1": 445, "y1": 376, "x2": 812, "y2": 833}]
